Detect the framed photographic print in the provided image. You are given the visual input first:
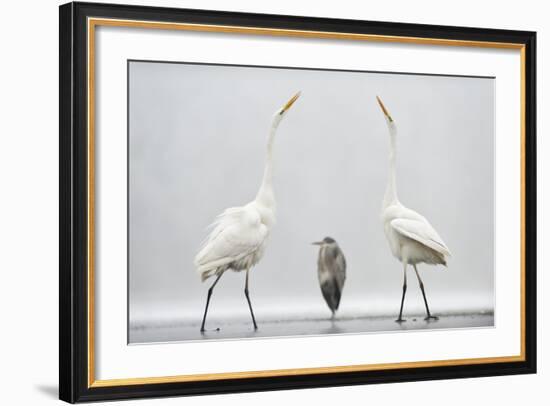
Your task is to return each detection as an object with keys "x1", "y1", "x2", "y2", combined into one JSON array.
[{"x1": 59, "y1": 1, "x2": 536, "y2": 403}]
